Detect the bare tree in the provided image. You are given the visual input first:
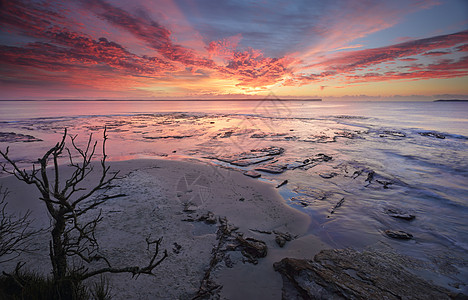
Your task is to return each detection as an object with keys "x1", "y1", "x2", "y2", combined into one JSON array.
[
  {"x1": 0, "y1": 185, "x2": 38, "y2": 263},
  {"x1": 0, "y1": 128, "x2": 167, "y2": 293}
]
